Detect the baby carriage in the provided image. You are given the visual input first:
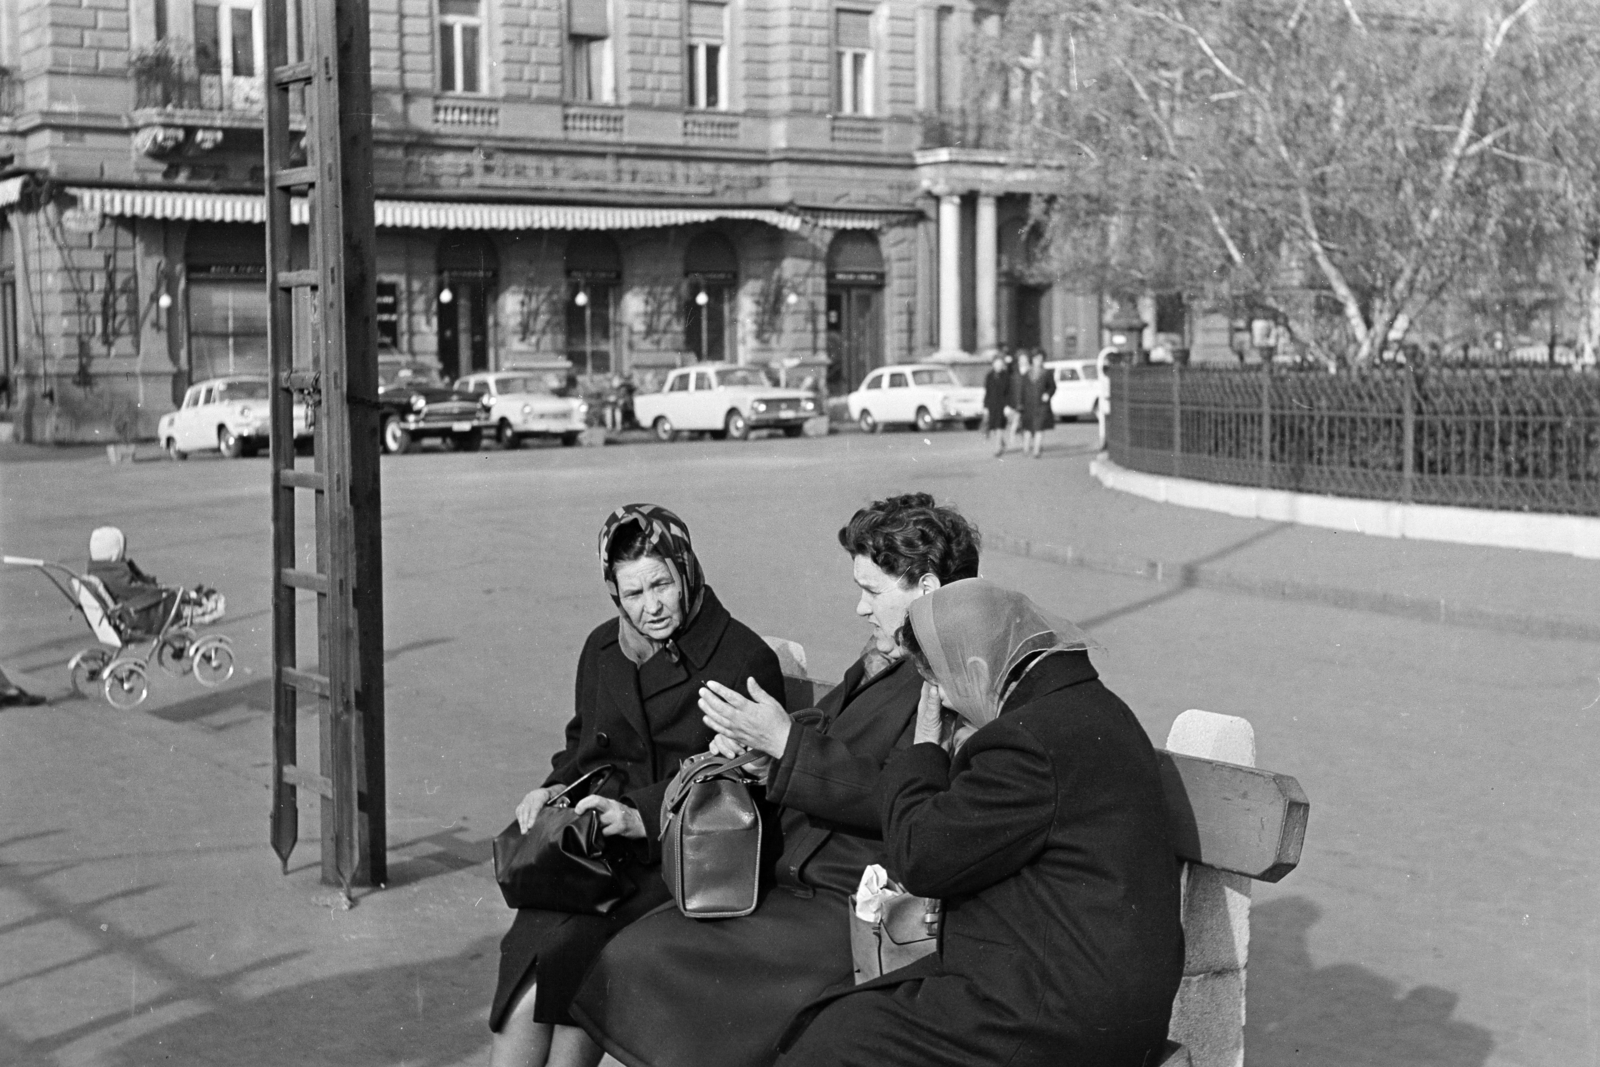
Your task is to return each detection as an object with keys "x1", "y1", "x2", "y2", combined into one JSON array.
[{"x1": 3, "y1": 555, "x2": 235, "y2": 709}]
